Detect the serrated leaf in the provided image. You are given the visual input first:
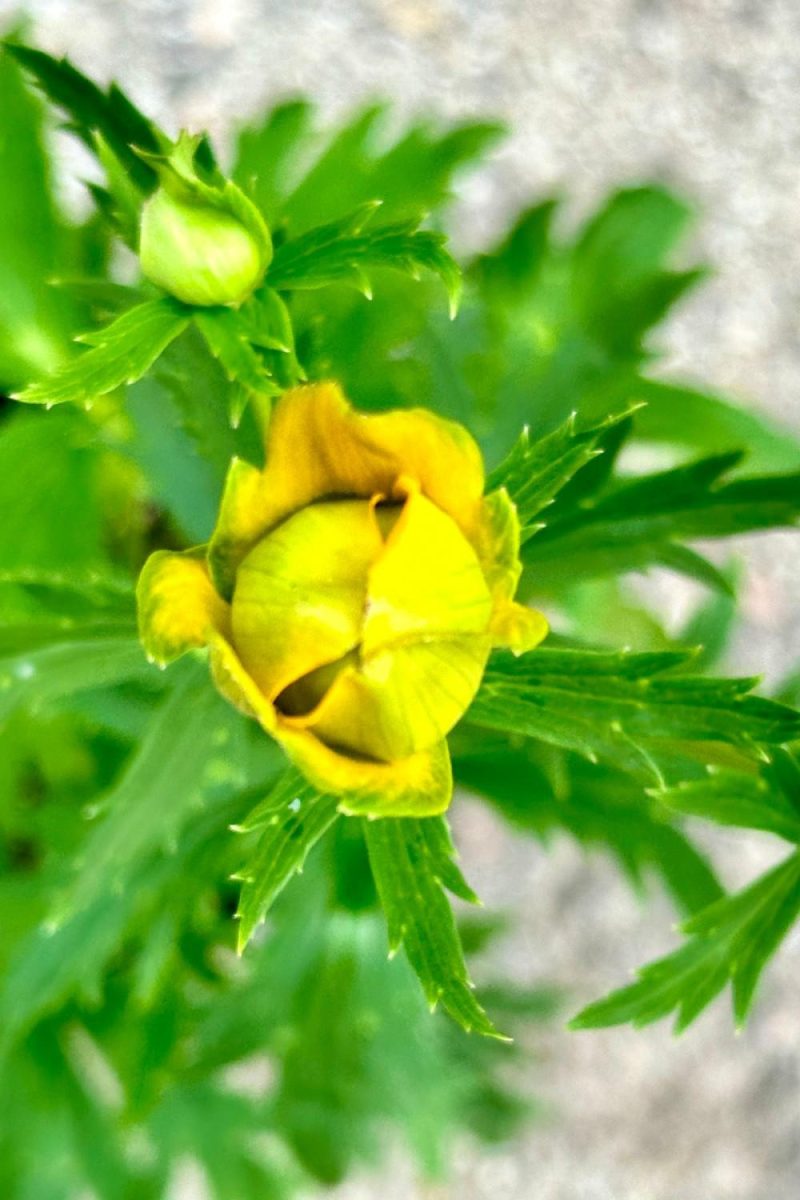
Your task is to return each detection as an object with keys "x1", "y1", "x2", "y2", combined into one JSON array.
[
  {"x1": 193, "y1": 306, "x2": 282, "y2": 417},
  {"x1": 267, "y1": 204, "x2": 461, "y2": 315},
  {"x1": 52, "y1": 660, "x2": 247, "y2": 923},
  {"x1": 487, "y1": 404, "x2": 640, "y2": 539},
  {"x1": 523, "y1": 451, "x2": 800, "y2": 590},
  {"x1": 454, "y1": 743, "x2": 723, "y2": 917},
  {"x1": 571, "y1": 850, "x2": 800, "y2": 1031},
  {"x1": 656, "y1": 768, "x2": 800, "y2": 842},
  {"x1": 468, "y1": 648, "x2": 800, "y2": 783},
  {"x1": 364, "y1": 816, "x2": 503, "y2": 1039},
  {"x1": 14, "y1": 298, "x2": 190, "y2": 406},
  {"x1": 234, "y1": 770, "x2": 340, "y2": 951},
  {"x1": 4, "y1": 41, "x2": 162, "y2": 192}
]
